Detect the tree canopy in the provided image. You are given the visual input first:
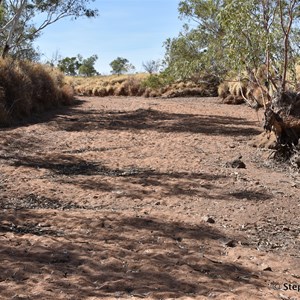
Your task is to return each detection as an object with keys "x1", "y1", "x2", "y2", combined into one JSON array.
[
  {"x1": 78, "y1": 54, "x2": 99, "y2": 77},
  {"x1": 164, "y1": 0, "x2": 300, "y2": 92},
  {"x1": 110, "y1": 57, "x2": 134, "y2": 75},
  {"x1": 57, "y1": 54, "x2": 99, "y2": 77},
  {"x1": 0, "y1": 0, "x2": 98, "y2": 59},
  {"x1": 58, "y1": 56, "x2": 82, "y2": 76}
]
